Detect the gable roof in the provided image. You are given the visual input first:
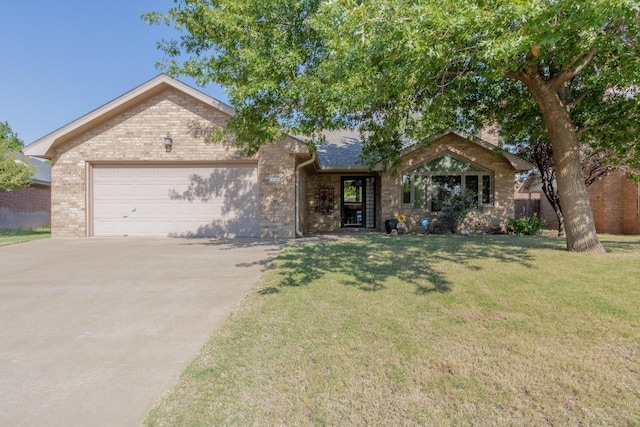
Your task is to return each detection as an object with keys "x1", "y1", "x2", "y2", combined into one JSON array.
[
  {"x1": 23, "y1": 75, "x2": 532, "y2": 173},
  {"x1": 315, "y1": 128, "x2": 533, "y2": 172},
  {"x1": 23, "y1": 75, "x2": 235, "y2": 159},
  {"x1": 3, "y1": 151, "x2": 51, "y2": 186},
  {"x1": 402, "y1": 129, "x2": 533, "y2": 172},
  {"x1": 24, "y1": 155, "x2": 51, "y2": 185}
]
